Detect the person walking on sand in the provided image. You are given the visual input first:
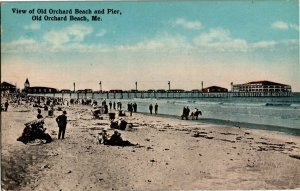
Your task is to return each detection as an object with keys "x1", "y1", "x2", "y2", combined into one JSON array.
[
  {"x1": 56, "y1": 110, "x2": 68, "y2": 139},
  {"x1": 154, "y1": 103, "x2": 158, "y2": 115},
  {"x1": 149, "y1": 104, "x2": 153, "y2": 114}
]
